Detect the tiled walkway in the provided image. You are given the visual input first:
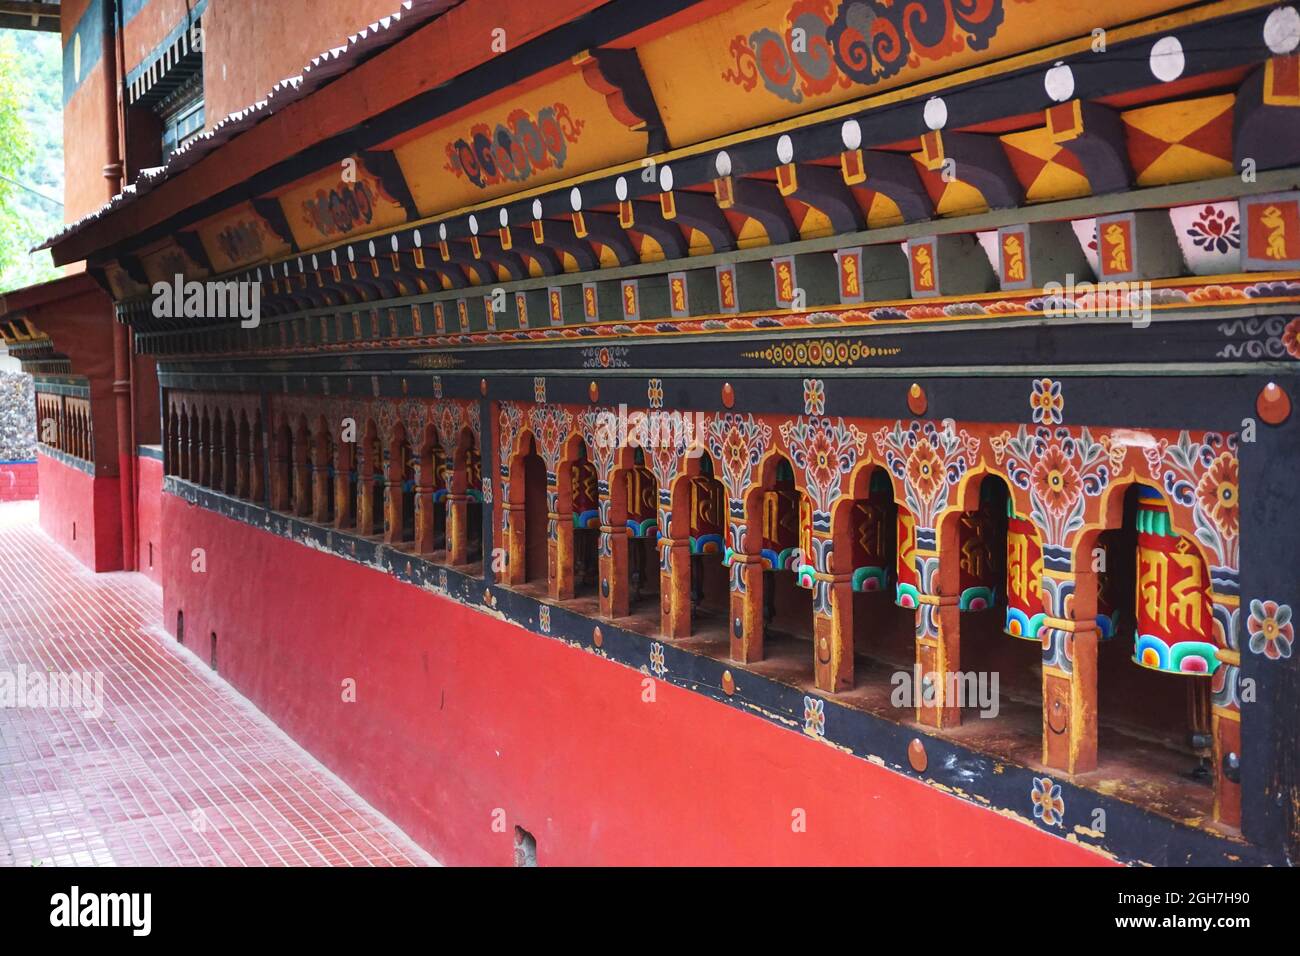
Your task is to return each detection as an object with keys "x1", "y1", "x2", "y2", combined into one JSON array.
[{"x1": 0, "y1": 501, "x2": 434, "y2": 866}]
